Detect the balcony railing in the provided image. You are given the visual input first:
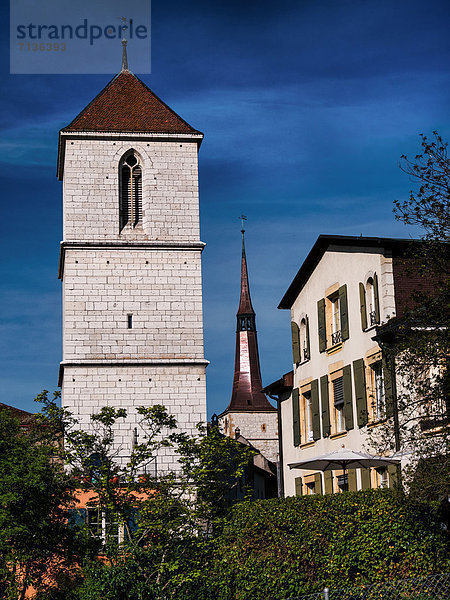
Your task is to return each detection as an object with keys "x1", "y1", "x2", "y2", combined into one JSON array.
[
  {"x1": 331, "y1": 330, "x2": 342, "y2": 345},
  {"x1": 369, "y1": 310, "x2": 377, "y2": 326},
  {"x1": 303, "y1": 346, "x2": 309, "y2": 361}
]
